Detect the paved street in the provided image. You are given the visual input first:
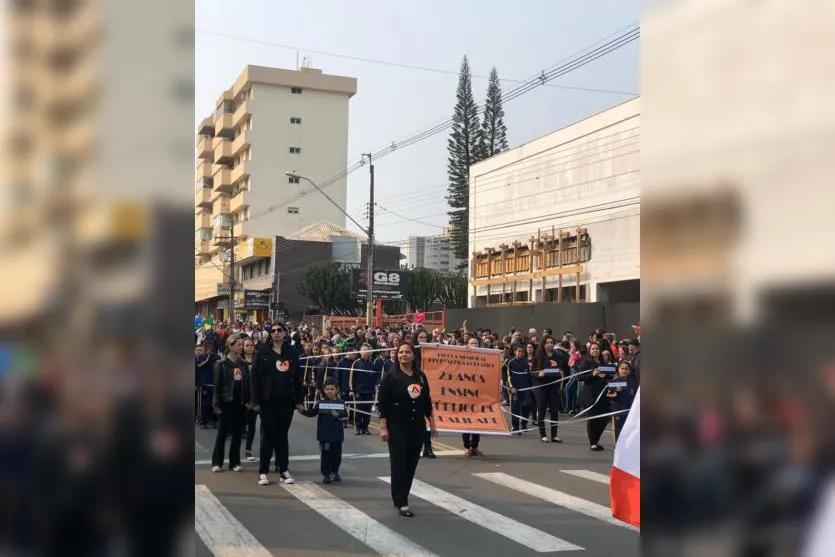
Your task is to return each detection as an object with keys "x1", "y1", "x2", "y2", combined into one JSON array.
[{"x1": 195, "y1": 412, "x2": 639, "y2": 557}]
